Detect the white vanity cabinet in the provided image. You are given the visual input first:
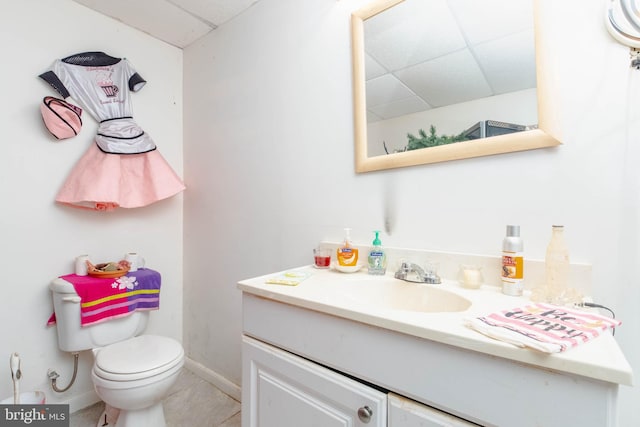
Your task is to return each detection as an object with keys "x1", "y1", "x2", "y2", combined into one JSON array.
[
  {"x1": 242, "y1": 335, "x2": 472, "y2": 427},
  {"x1": 239, "y1": 266, "x2": 631, "y2": 427},
  {"x1": 242, "y1": 335, "x2": 387, "y2": 427}
]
